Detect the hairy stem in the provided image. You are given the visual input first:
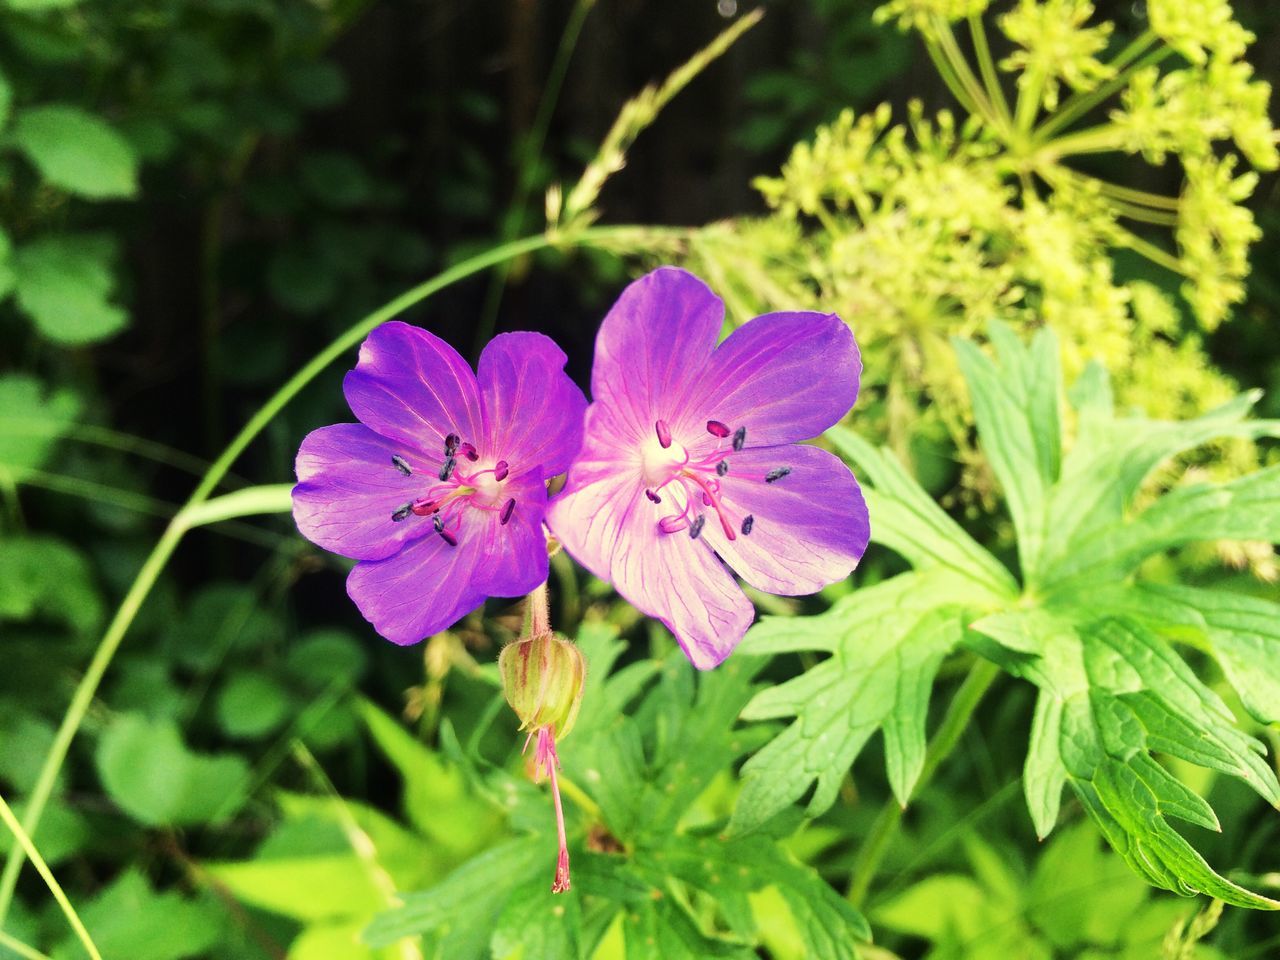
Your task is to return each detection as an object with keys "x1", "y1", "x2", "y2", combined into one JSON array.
[{"x1": 847, "y1": 658, "x2": 1001, "y2": 908}]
